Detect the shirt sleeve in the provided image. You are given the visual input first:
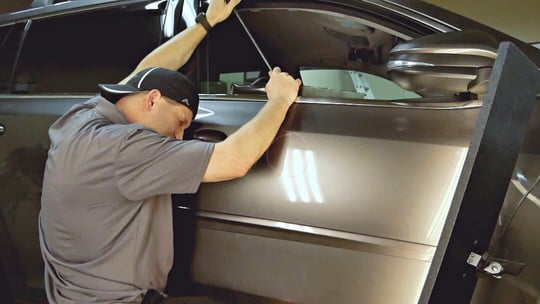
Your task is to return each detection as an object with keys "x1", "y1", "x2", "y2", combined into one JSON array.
[{"x1": 114, "y1": 127, "x2": 215, "y2": 201}]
